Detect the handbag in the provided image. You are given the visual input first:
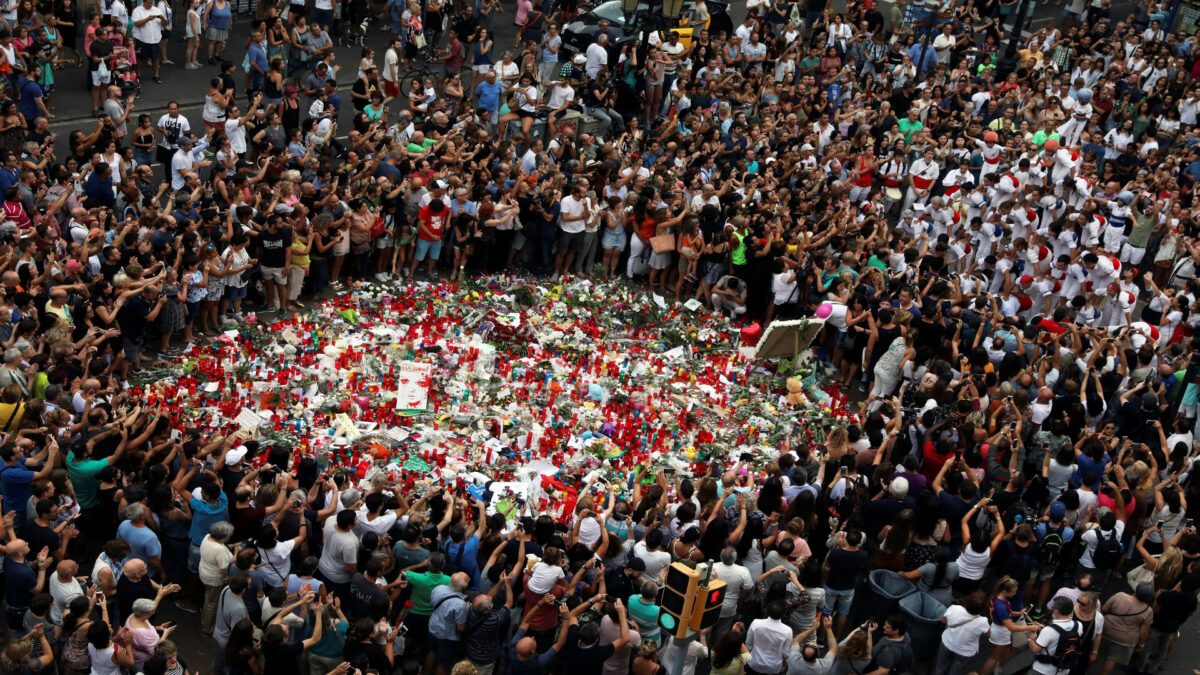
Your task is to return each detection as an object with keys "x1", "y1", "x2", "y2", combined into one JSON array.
[
  {"x1": 1009, "y1": 613, "x2": 1035, "y2": 650},
  {"x1": 369, "y1": 215, "x2": 386, "y2": 239},
  {"x1": 649, "y1": 233, "x2": 675, "y2": 254},
  {"x1": 414, "y1": 30, "x2": 427, "y2": 49}
]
